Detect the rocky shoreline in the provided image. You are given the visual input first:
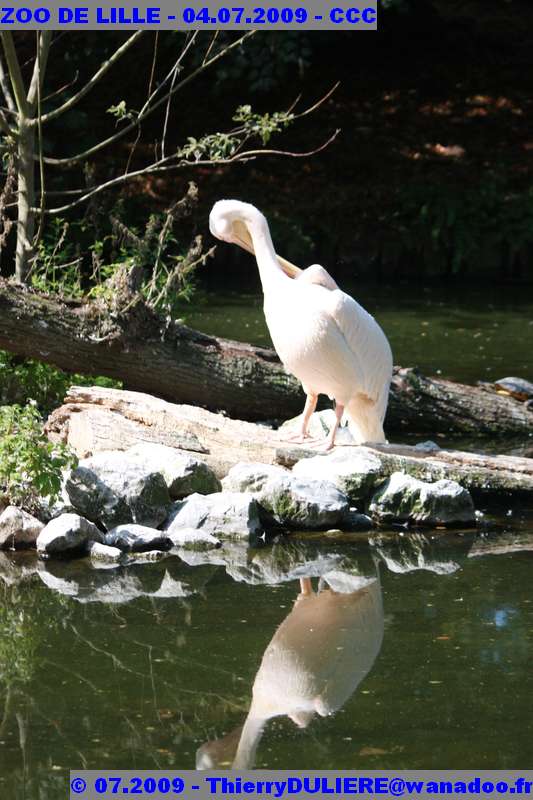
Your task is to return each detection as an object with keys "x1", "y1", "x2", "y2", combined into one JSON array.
[{"x1": 1, "y1": 441, "x2": 479, "y2": 563}]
